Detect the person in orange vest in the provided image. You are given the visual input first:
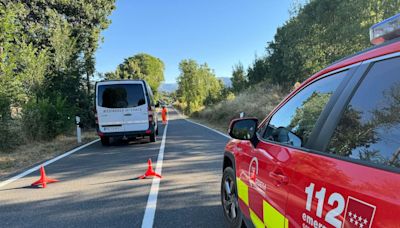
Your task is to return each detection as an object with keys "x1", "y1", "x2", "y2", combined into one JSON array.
[{"x1": 161, "y1": 106, "x2": 168, "y2": 124}]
